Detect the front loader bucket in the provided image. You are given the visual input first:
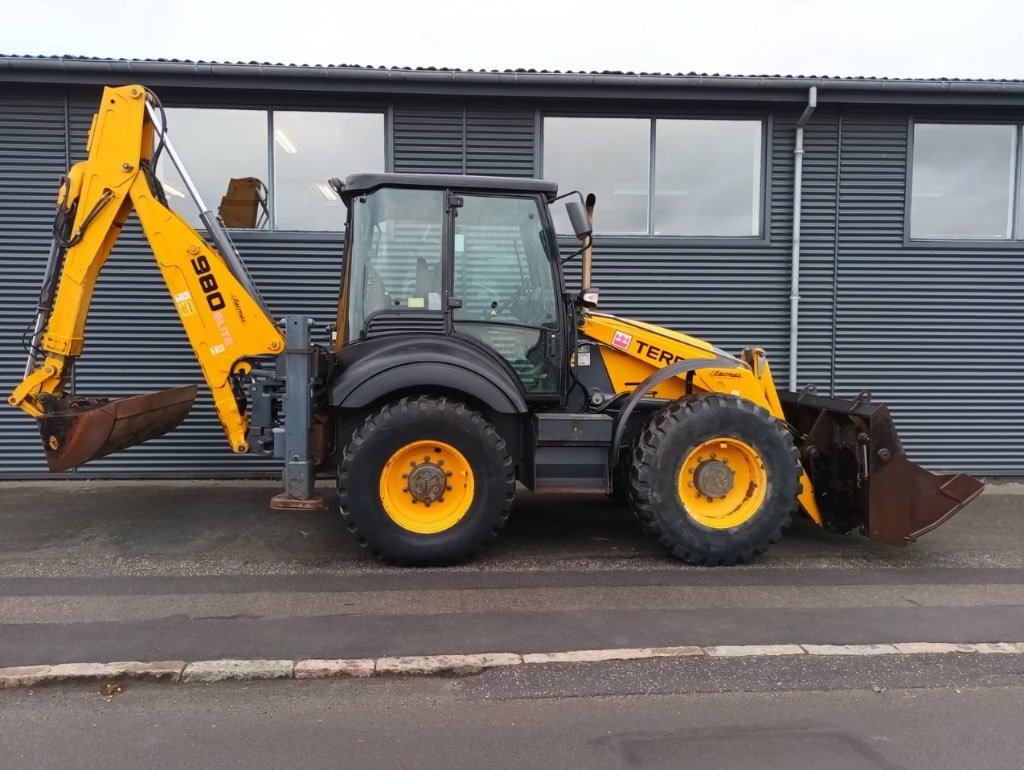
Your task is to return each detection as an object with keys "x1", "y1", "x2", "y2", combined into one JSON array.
[
  {"x1": 38, "y1": 385, "x2": 198, "y2": 472},
  {"x1": 779, "y1": 390, "x2": 983, "y2": 546}
]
